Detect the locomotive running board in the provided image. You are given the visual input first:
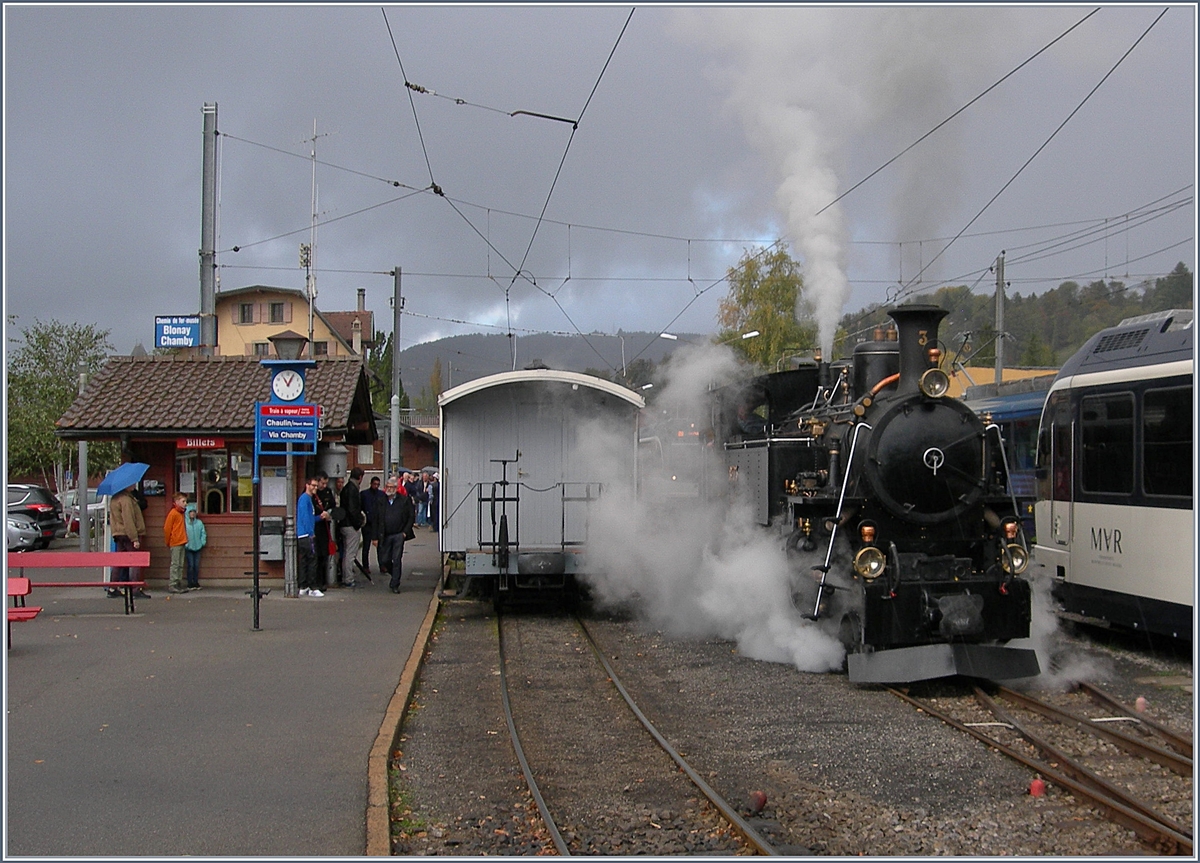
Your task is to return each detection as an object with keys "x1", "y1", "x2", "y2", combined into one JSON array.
[{"x1": 848, "y1": 644, "x2": 1040, "y2": 684}]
